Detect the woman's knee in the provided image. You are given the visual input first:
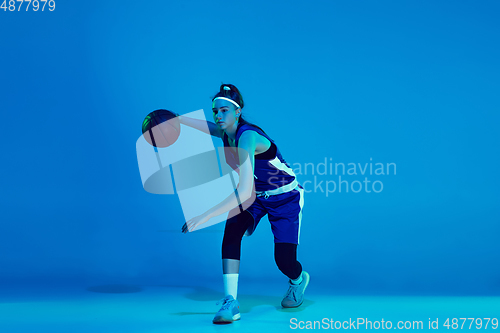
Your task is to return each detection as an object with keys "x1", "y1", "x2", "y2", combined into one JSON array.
[{"x1": 221, "y1": 211, "x2": 254, "y2": 260}]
